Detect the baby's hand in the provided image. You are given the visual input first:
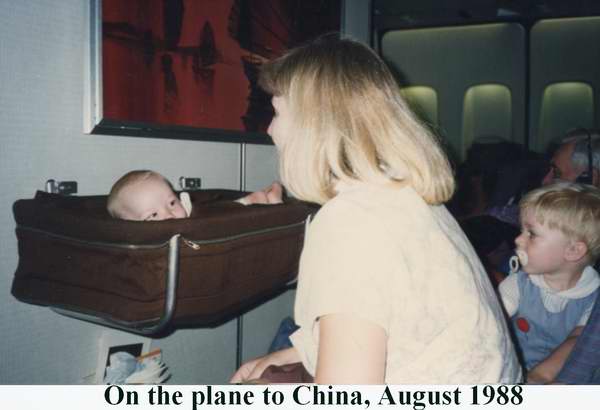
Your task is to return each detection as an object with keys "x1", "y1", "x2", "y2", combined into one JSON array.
[
  {"x1": 239, "y1": 190, "x2": 269, "y2": 205},
  {"x1": 237, "y1": 182, "x2": 283, "y2": 205},
  {"x1": 264, "y1": 182, "x2": 283, "y2": 204}
]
